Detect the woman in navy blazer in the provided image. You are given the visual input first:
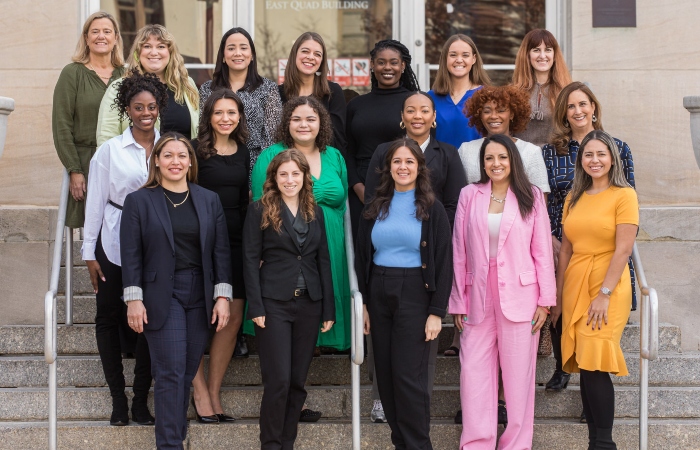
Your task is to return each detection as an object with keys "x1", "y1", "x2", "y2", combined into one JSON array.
[
  {"x1": 449, "y1": 134, "x2": 555, "y2": 450},
  {"x1": 243, "y1": 148, "x2": 334, "y2": 449},
  {"x1": 120, "y1": 132, "x2": 232, "y2": 450}
]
